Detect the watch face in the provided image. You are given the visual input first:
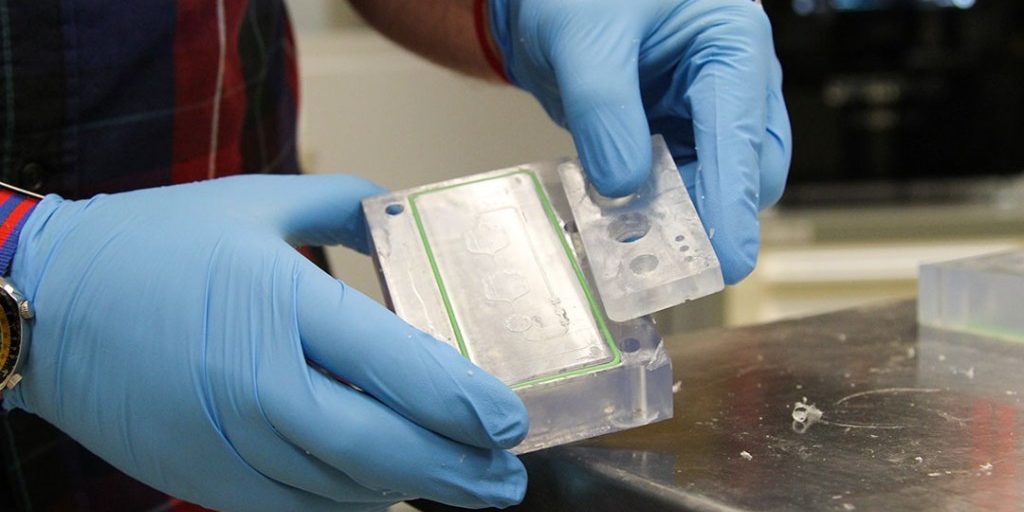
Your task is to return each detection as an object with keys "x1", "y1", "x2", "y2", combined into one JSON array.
[{"x1": 0, "y1": 291, "x2": 21, "y2": 383}]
